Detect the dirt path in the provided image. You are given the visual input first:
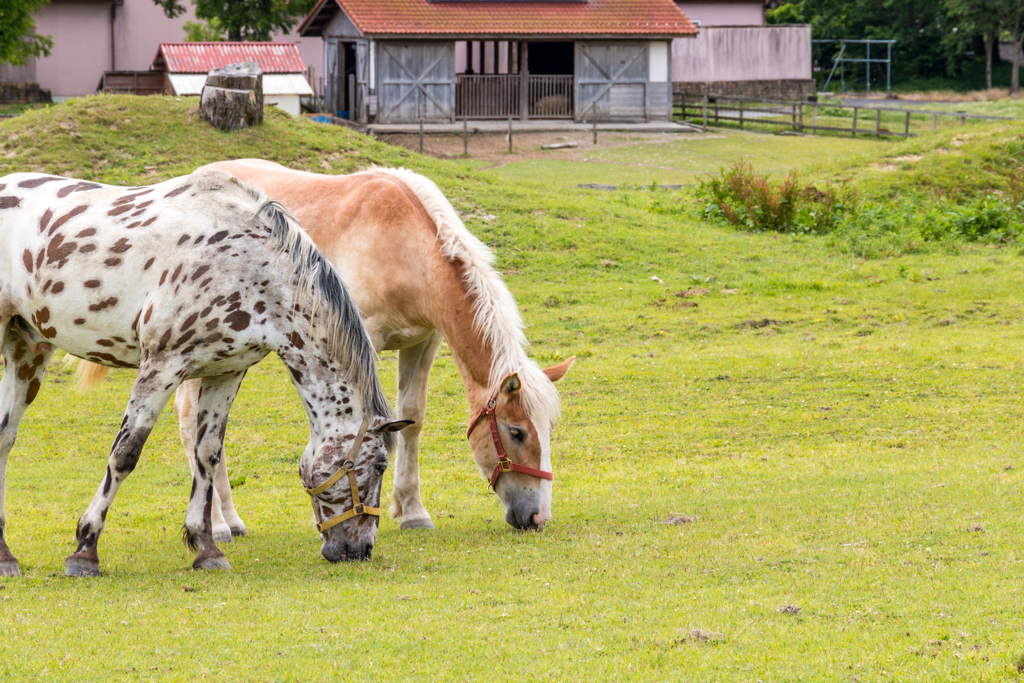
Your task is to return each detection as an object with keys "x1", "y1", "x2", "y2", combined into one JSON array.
[{"x1": 376, "y1": 130, "x2": 717, "y2": 168}]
